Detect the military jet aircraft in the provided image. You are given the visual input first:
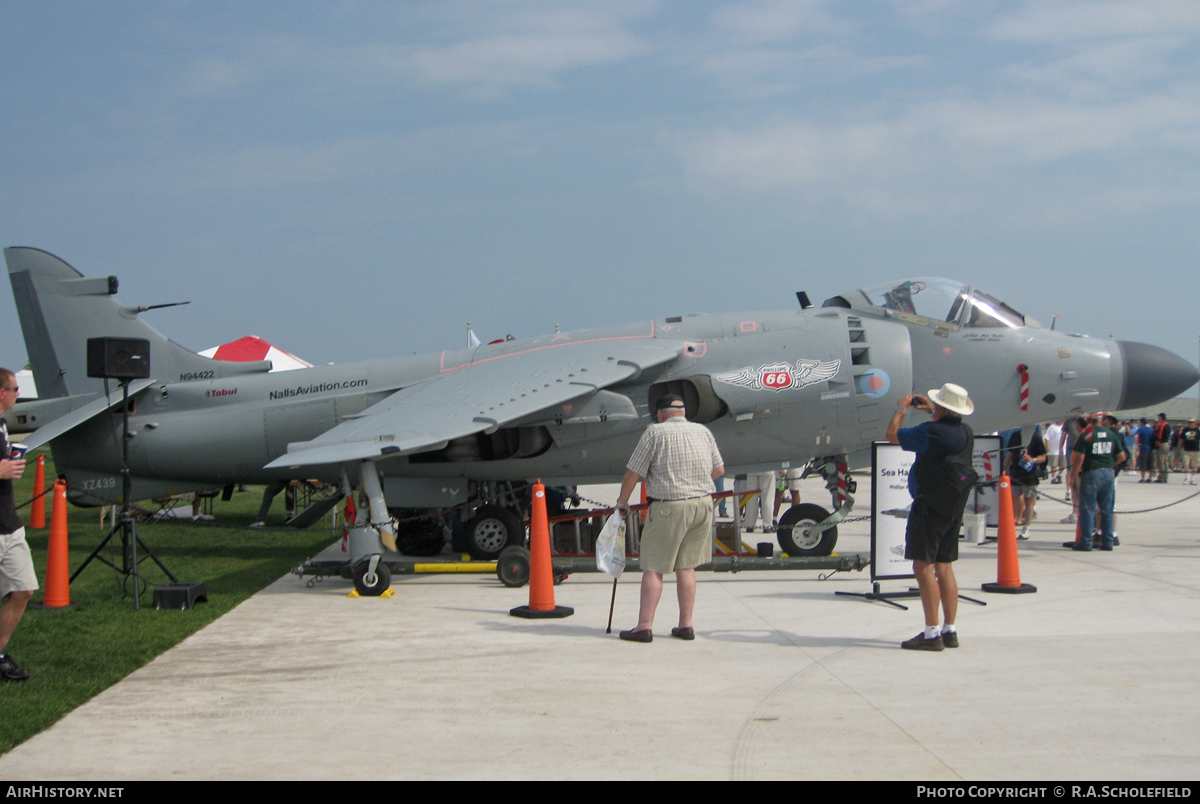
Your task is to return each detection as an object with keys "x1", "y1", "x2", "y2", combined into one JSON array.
[{"x1": 6, "y1": 247, "x2": 1197, "y2": 566}]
